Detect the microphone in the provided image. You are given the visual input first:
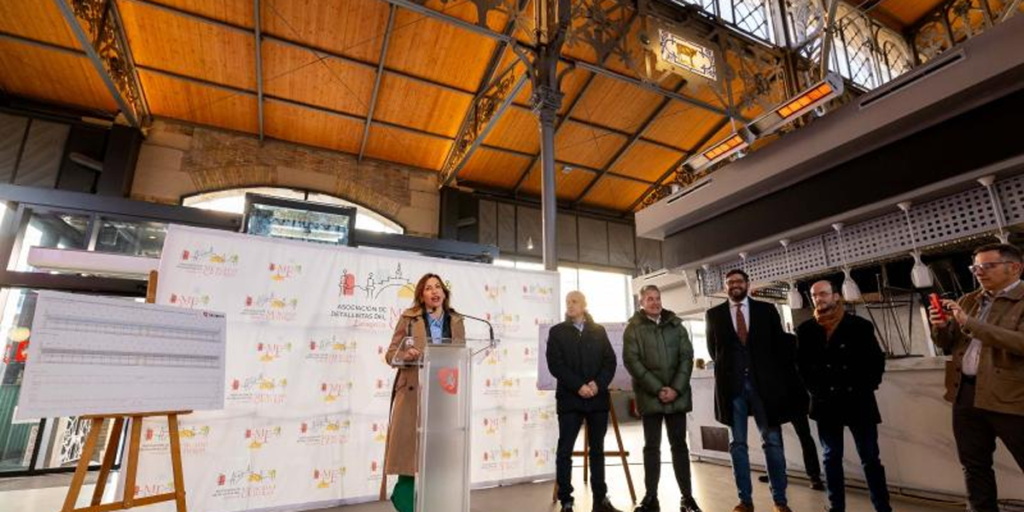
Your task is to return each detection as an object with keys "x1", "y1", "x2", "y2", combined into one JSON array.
[{"x1": 459, "y1": 313, "x2": 495, "y2": 343}]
